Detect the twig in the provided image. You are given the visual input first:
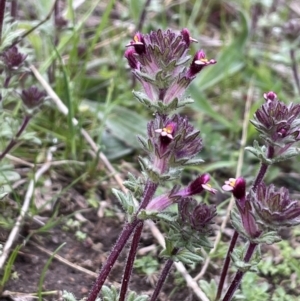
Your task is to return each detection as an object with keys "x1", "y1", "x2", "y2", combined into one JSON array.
[
  {"x1": 0, "y1": 148, "x2": 54, "y2": 269},
  {"x1": 194, "y1": 79, "x2": 254, "y2": 282},
  {"x1": 2, "y1": 290, "x2": 59, "y2": 298},
  {"x1": 136, "y1": 0, "x2": 152, "y2": 32},
  {"x1": 29, "y1": 240, "x2": 98, "y2": 278}
]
